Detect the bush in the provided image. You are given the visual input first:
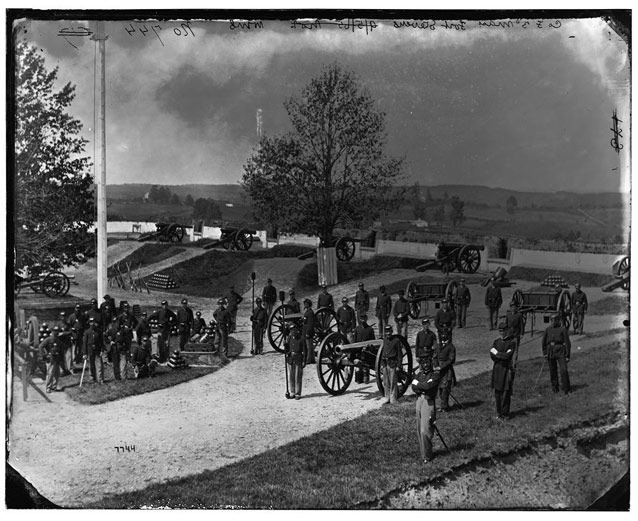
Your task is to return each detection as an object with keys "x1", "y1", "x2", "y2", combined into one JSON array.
[{"x1": 268, "y1": 244, "x2": 315, "y2": 258}]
